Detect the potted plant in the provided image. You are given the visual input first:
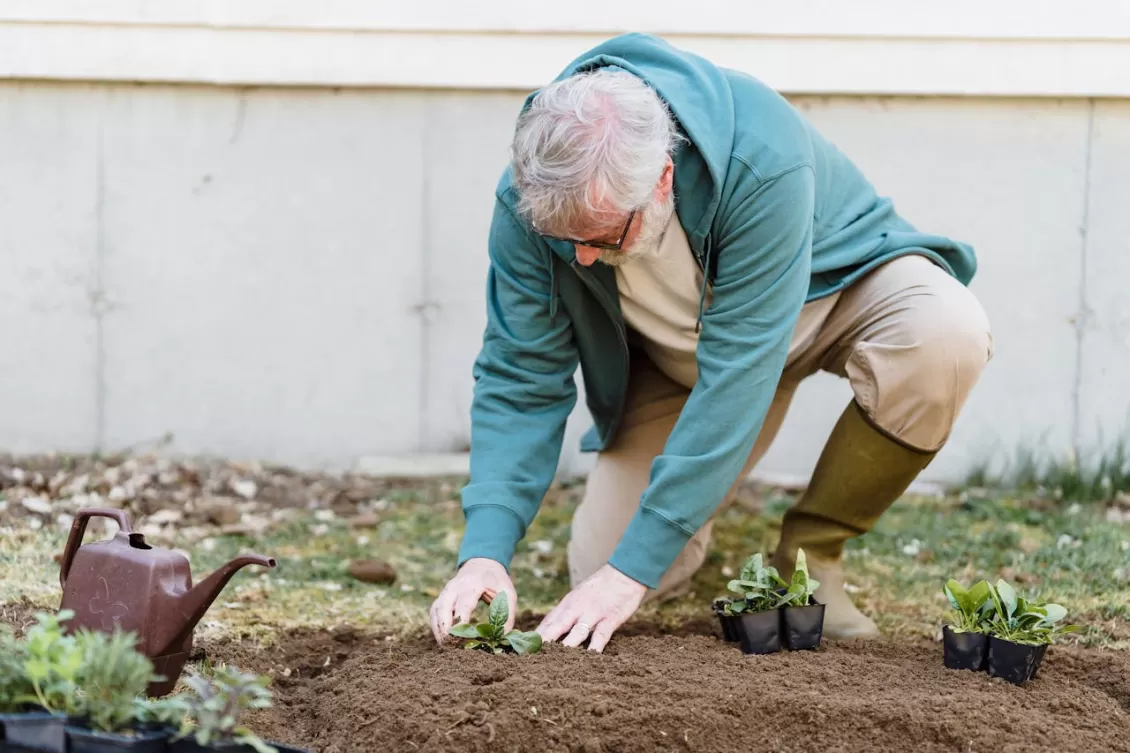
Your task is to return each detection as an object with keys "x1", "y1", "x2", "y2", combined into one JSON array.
[
  {"x1": 63, "y1": 627, "x2": 176, "y2": 752},
  {"x1": 941, "y1": 578, "x2": 993, "y2": 671},
  {"x1": 774, "y1": 549, "x2": 825, "y2": 651},
  {"x1": 169, "y1": 666, "x2": 309, "y2": 753},
  {"x1": 448, "y1": 591, "x2": 543, "y2": 655},
  {"x1": 983, "y1": 579, "x2": 1080, "y2": 685},
  {"x1": 716, "y1": 553, "x2": 783, "y2": 654},
  {"x1": 0, "y1": 611, "x2": 77, "y2": 753}
]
